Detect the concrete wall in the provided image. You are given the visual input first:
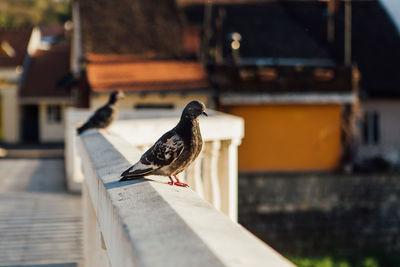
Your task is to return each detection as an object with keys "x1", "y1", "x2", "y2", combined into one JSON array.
[
  {"x1": 358, "y1": 99, "x2": 400, "y2": 159},
  {"x1": 238, "y1": 173, "x2": 400, "y2": 262},
  {"x1": 224, "y1": 104, "x2": 342, "y2": 172}
]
